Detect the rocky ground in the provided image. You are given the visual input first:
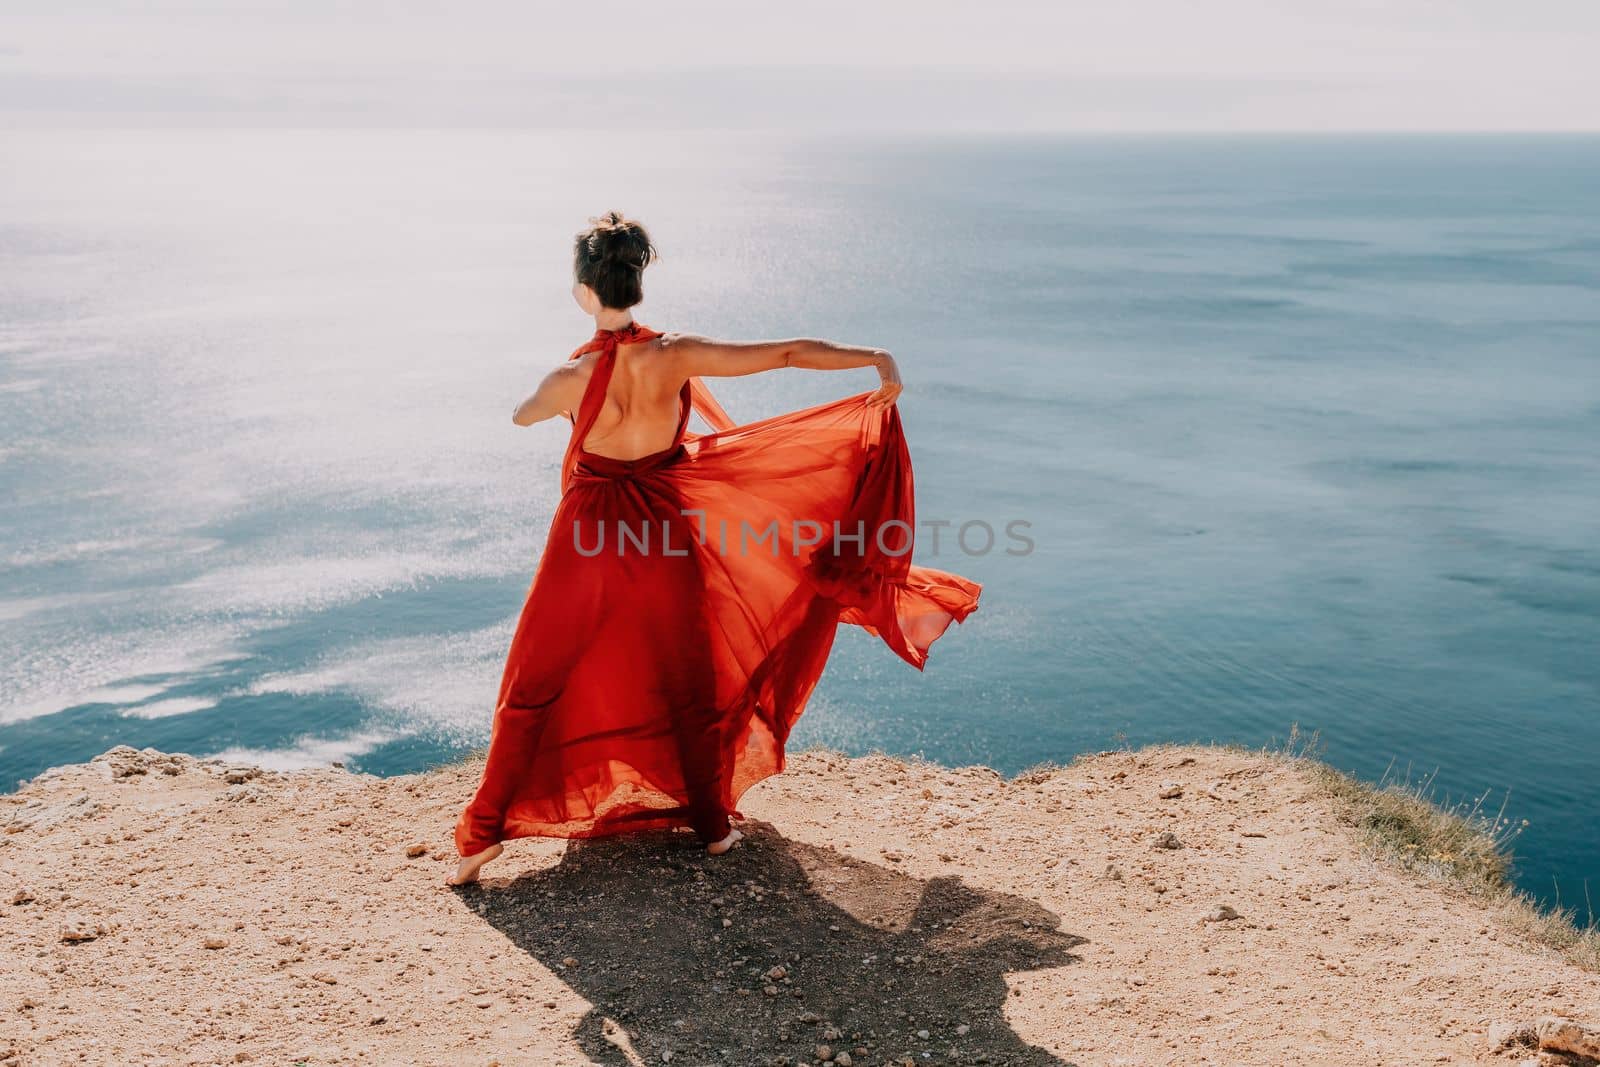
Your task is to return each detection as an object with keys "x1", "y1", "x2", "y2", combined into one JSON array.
[{"x1": 2, "y1": 743, "x2": 1598, "y2": 1066}]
